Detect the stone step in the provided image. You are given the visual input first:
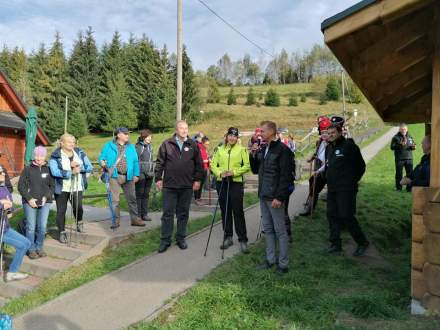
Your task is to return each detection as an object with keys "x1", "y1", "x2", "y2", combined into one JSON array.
[
  {"x1": 190, "y1": 204, "x2": 217, "y2": 212},
  {"x1": 44, "y1": 237, "x2": 92, "y2": 261},
  {"x1": 20, "y1": 255, "x2": 71, "y2": 278},
  {"x1": 0, "y1": 275, "x2": 43, "y2": 299},
  {"x1": 48, "y1": 228, "x2": 105, "y2": 246}
]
